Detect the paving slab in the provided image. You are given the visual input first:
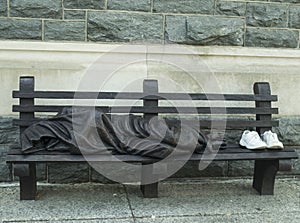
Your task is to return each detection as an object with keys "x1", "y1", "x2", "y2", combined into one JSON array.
[
  {"x1": 136, "y1": 212, "x2": 300, "y2": 223},
  {"x1": 0, "y1": 178, "x2": 299, "y2": 223},
  {"x1": 126, "y1": 178, "x2": 300, "y2": 220},
  {"x1": 0, "y1": 183, "x2": 132, "y2": 222}
]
